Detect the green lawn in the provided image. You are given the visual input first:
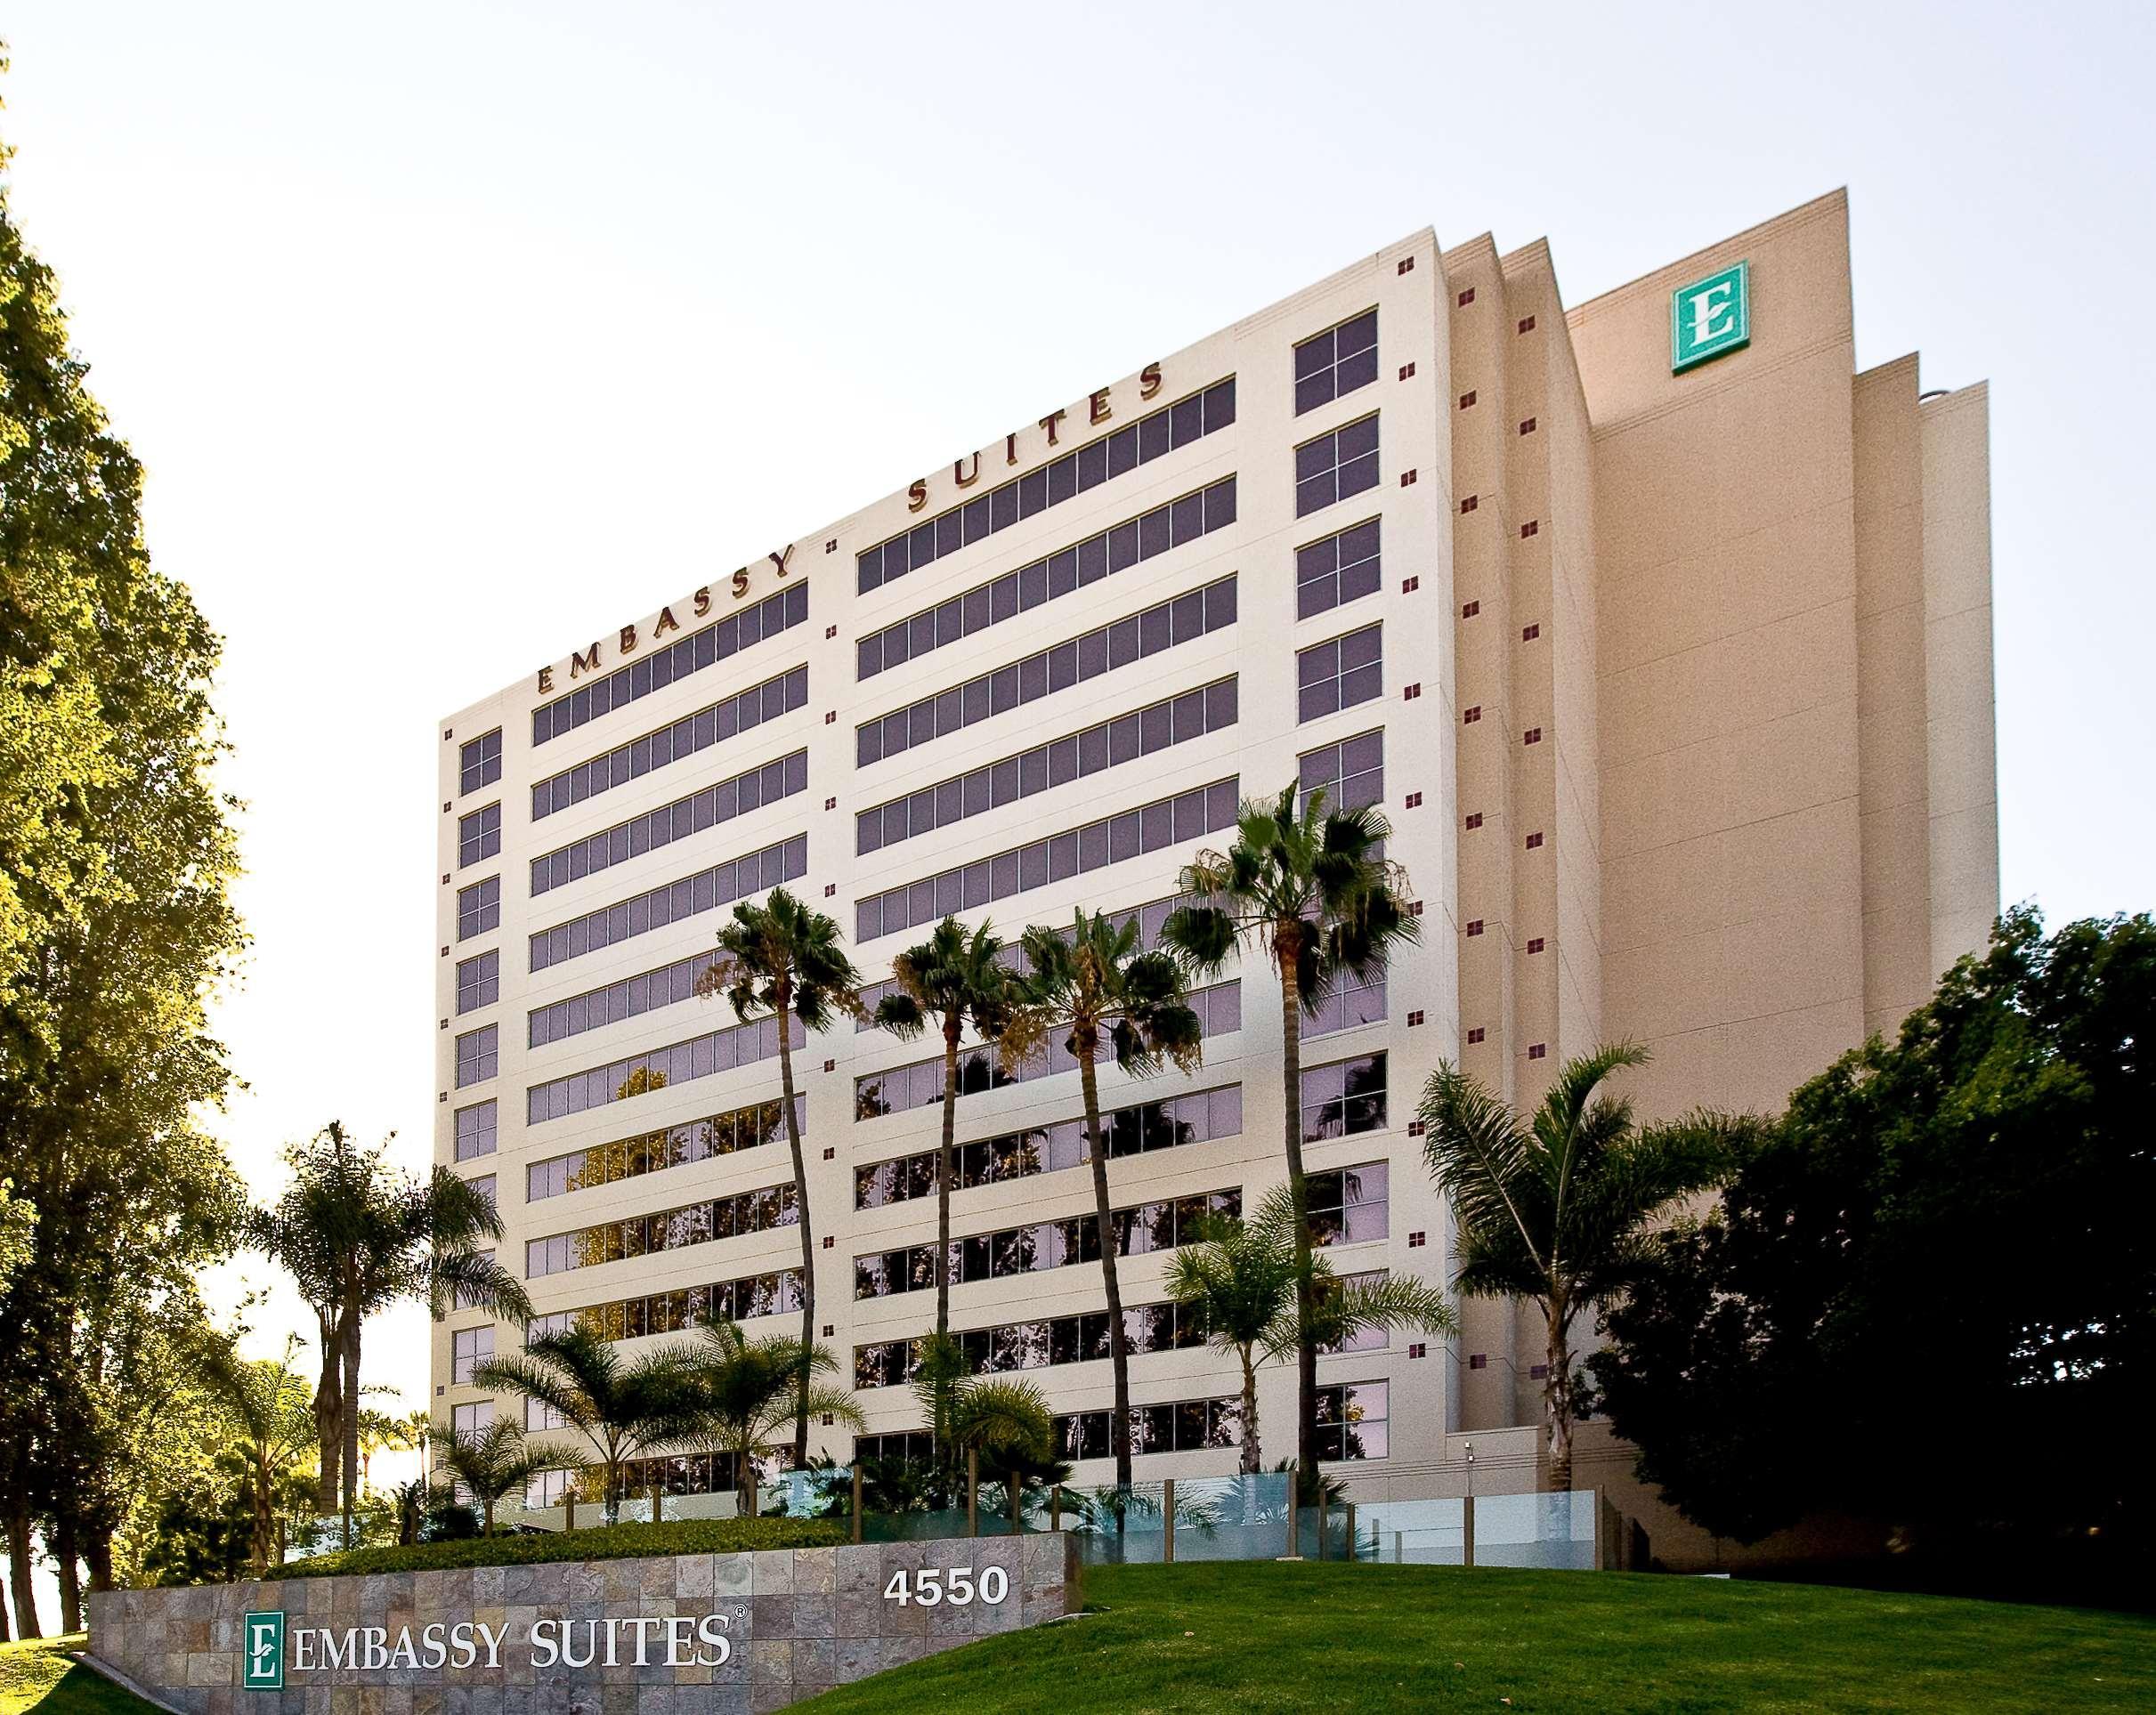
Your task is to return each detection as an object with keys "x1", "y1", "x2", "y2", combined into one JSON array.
[
  {"x1": 800, "y1": 1561, "x2": 2156, "y2": 1713},
  {"x1": 0, "y1": 1636, "x2": 152, "y2": 1715}
]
